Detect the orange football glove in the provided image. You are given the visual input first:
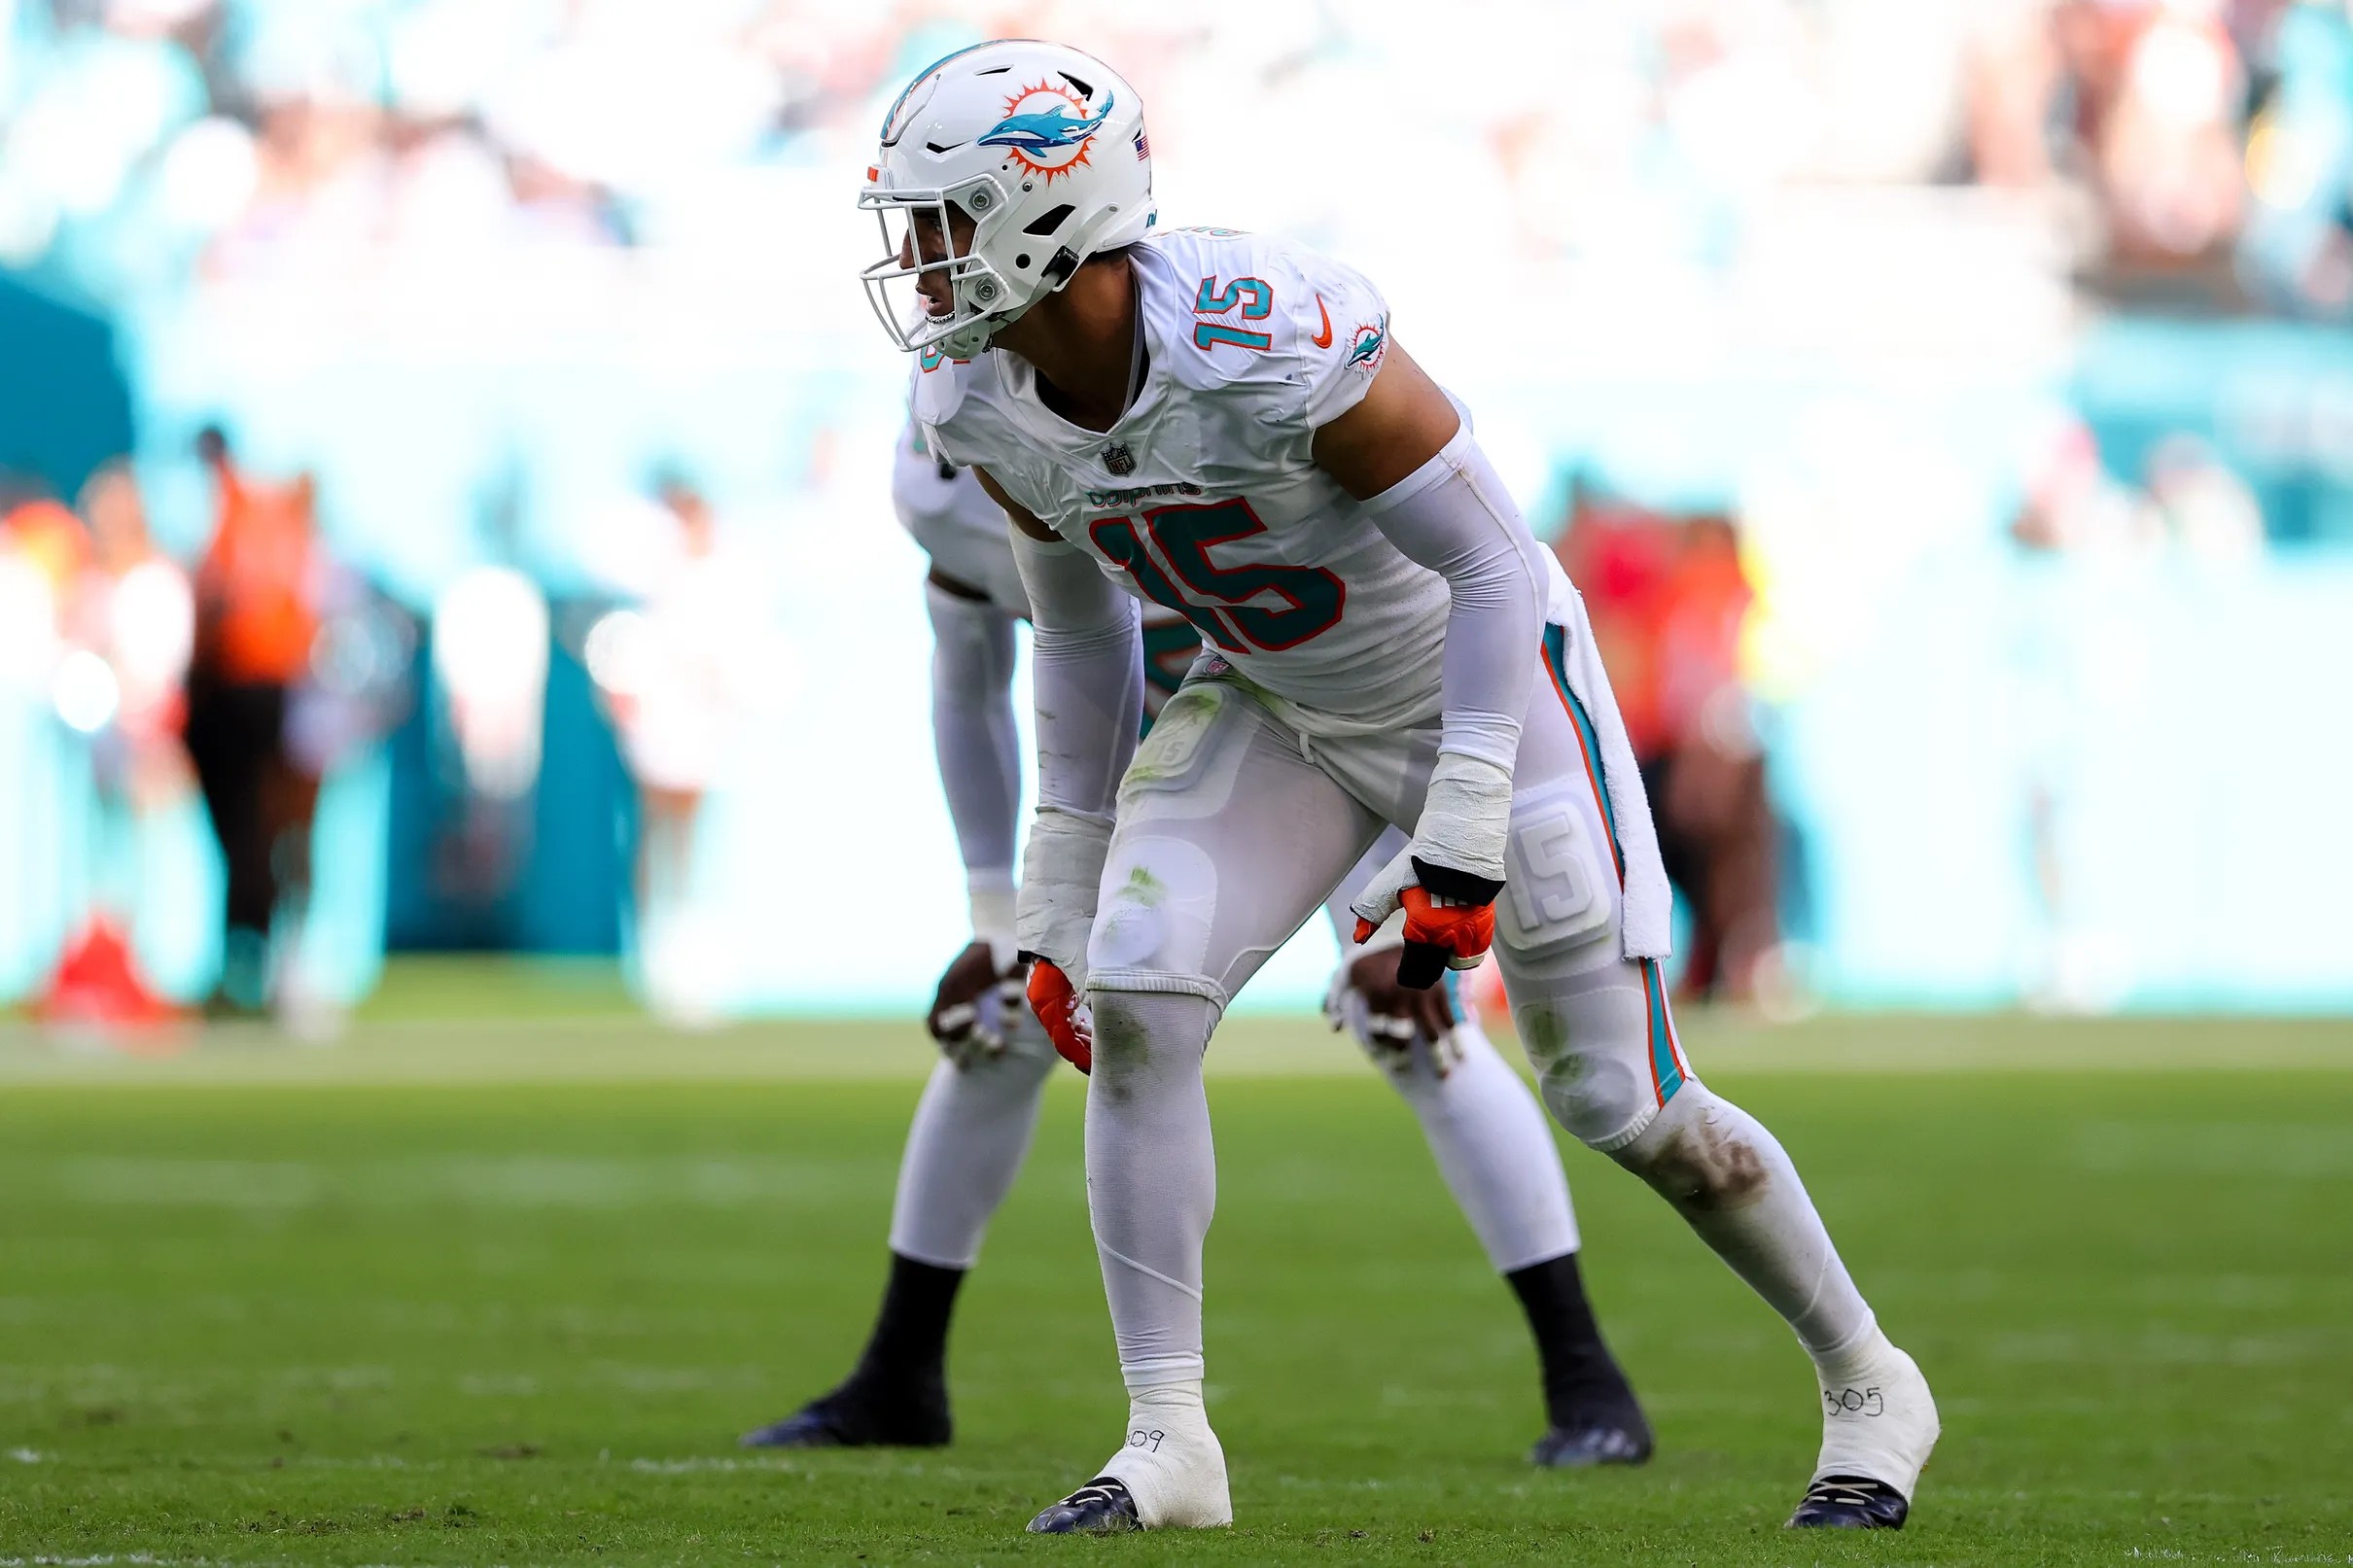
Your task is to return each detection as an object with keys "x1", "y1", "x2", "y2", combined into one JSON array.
[
  {"x1": 1025, "y1": 958, "x2": 1095, "y2": 1074},
  {"x1": 1352, "y1": 859, "x2": 1505, "y2": 989}
]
